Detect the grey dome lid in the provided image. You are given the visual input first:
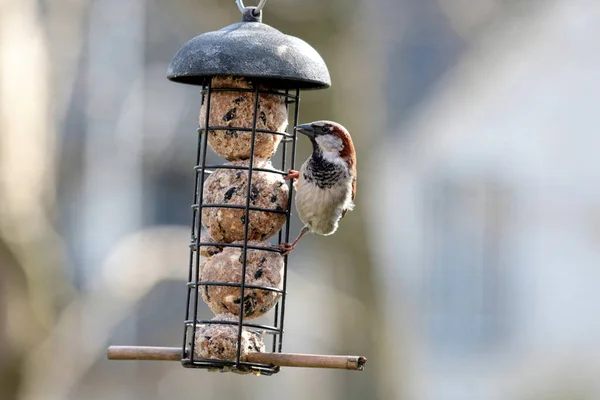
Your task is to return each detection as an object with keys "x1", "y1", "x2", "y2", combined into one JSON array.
[{"x1": 167, "y1": 11, "x2": 331, "y2": 89}]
